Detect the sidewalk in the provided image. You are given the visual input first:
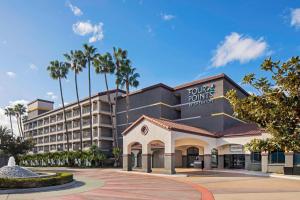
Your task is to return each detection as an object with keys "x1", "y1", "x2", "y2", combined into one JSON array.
[{"x1": 205, "y1": 169, "x2": 300, "y2": 181}]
